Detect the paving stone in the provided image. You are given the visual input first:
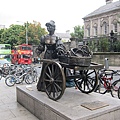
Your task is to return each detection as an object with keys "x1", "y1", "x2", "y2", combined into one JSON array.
[
  {"x1": 0, "y1": 110, "x2": 15, "y2": 120},
  {"x1": 0, "y1": 78, "x2": 38, "y2": 120}
]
